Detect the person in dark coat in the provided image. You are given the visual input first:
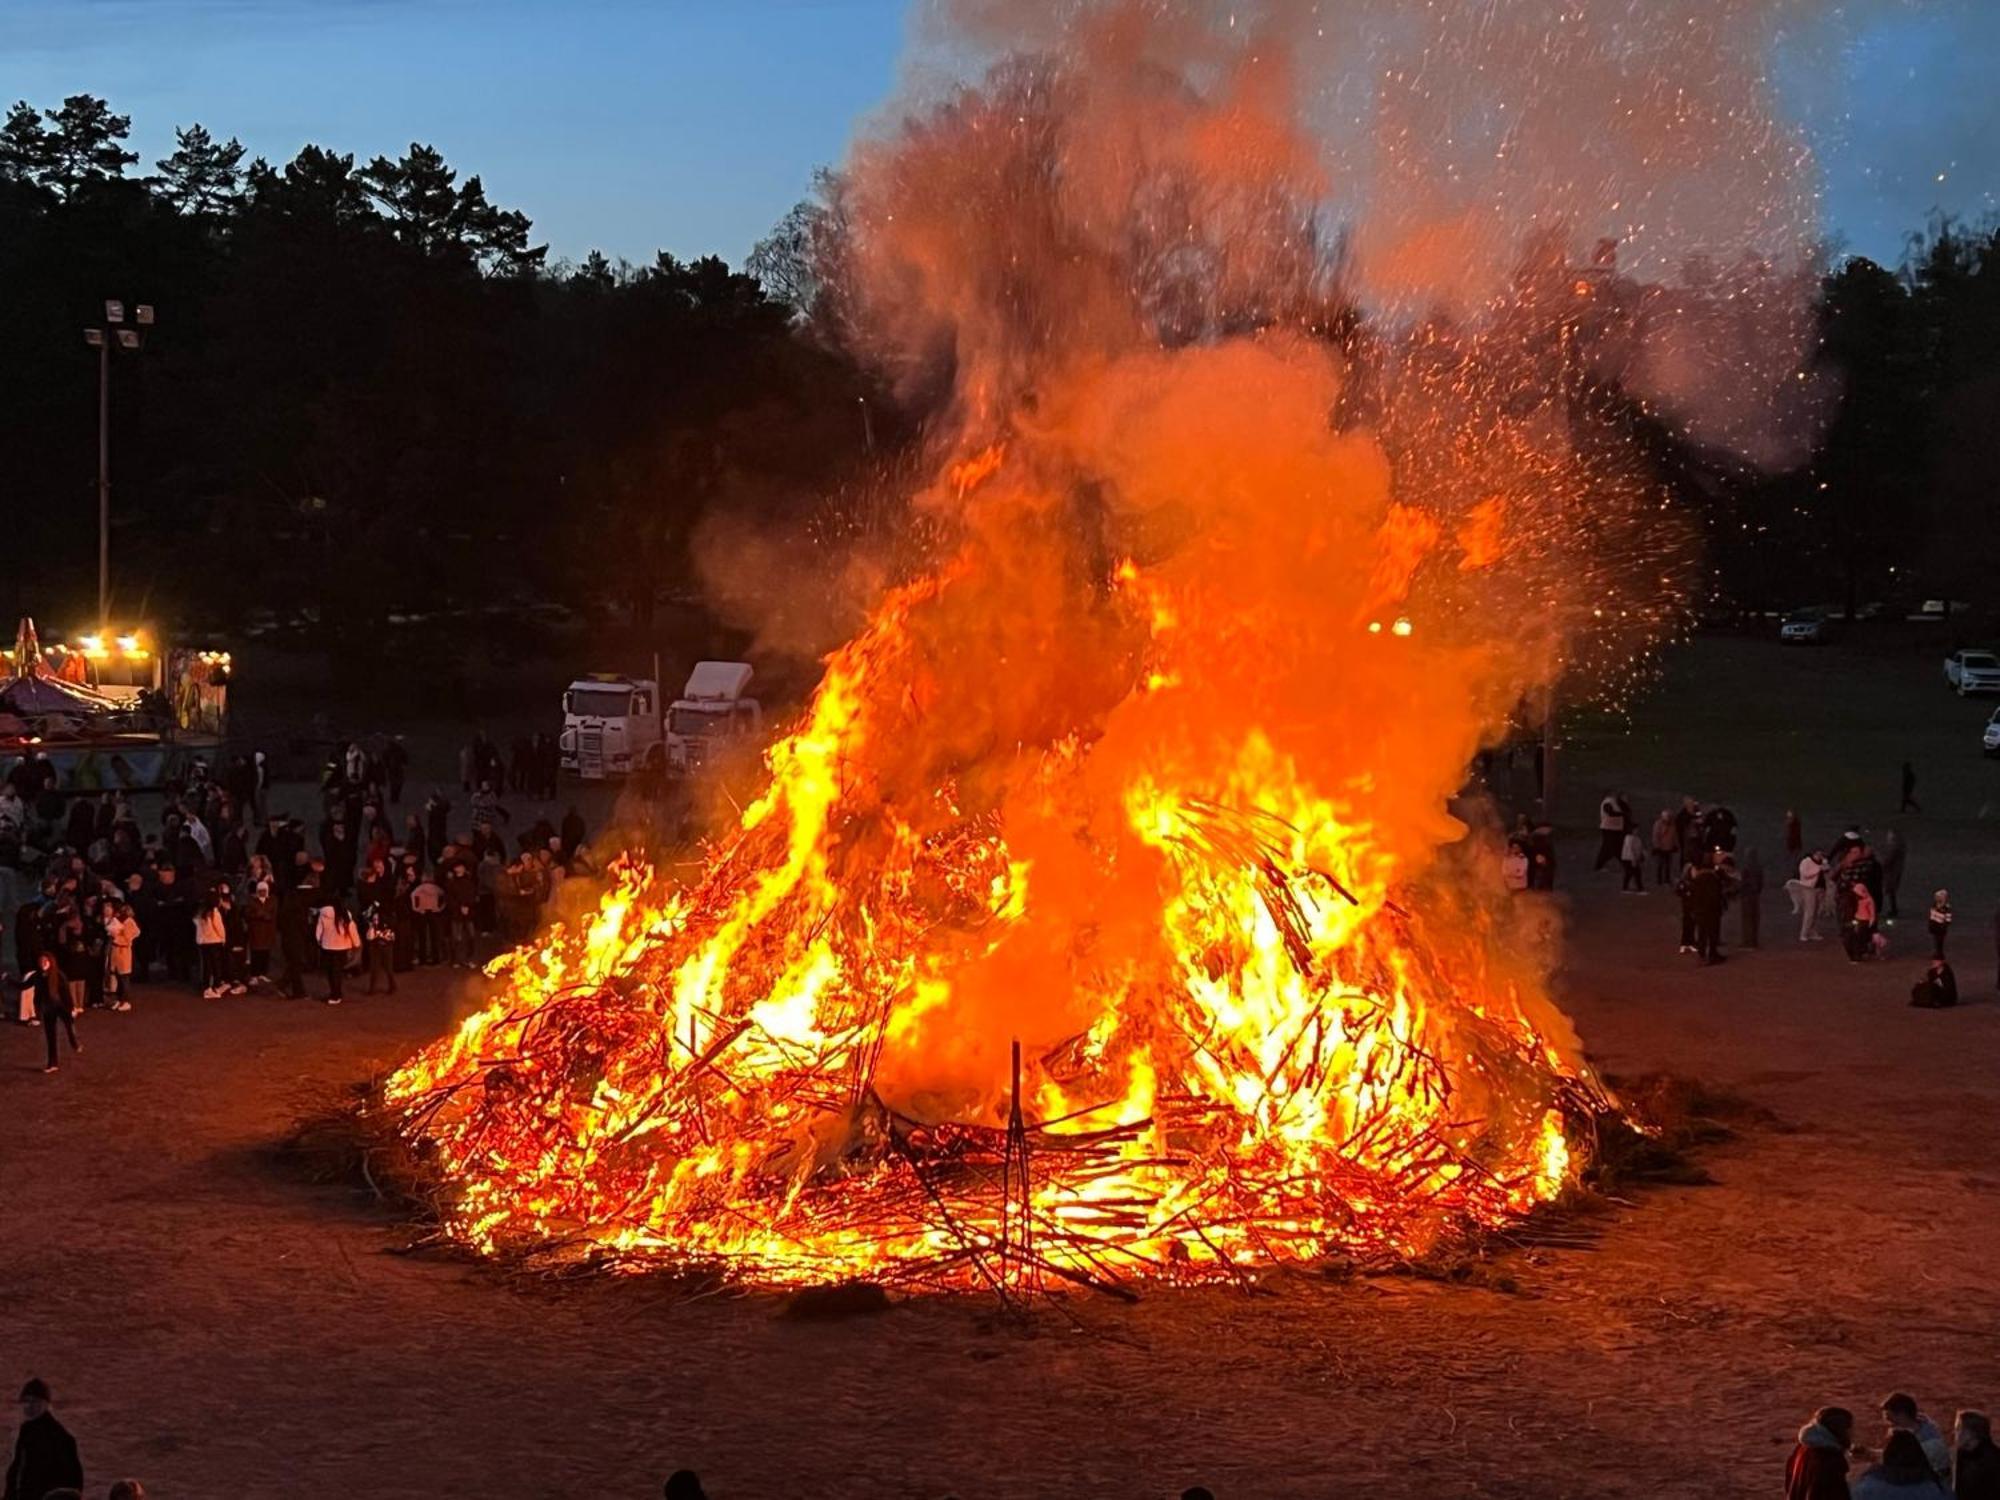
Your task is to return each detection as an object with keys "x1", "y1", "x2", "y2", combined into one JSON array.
[
  {"x1": 1738, "y1": 847, "x2": 1765, "y2": 947},
  {"x1": 1690, "y1": 855, "x2": 1727, "y2": 964},
  {"x1": 276, "y1": 876, "x2": 317, "y2": 1000},
  {"x1": 4, "y1": 1377, "x2": 83, "y2": 1500},
  {"x1": 151, "y1": 867, "x2": 192, "y2": 984},
  {"x1": 1882, "y1": 829, "x2": 1908, "y2": 919},
  {"x1": 425, "y1": 790, "x2": 452, "y2": 860},
  {"x1": 381, "y1": 736, "x2": 409, "y2": 804},
  {"x1": 1902, "y1": 759, "x2": 1921, "y2": 814},
  {"x1": 1788, "y1": 1407, "x2": 1854, "y2": 1500},
  {"x1": 662, "y1": 1472, "x2": 707, "y2": 1500},
  {"x1": 29, "y1": 953, "x2": 78, "y2": 1075},
  {"x1": 1954, "y1": 1410, "x2": 2000, "y2": 1500}
]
